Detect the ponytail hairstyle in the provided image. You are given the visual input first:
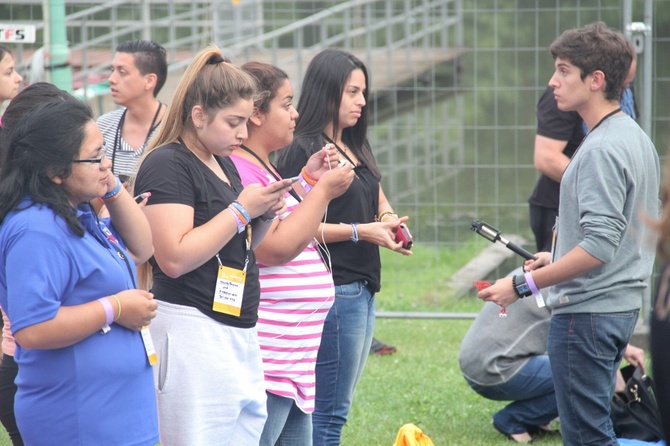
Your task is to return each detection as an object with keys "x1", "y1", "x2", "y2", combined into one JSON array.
[{"x1": 141, "y1": 44, "x2": 256, "y2": 158}]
